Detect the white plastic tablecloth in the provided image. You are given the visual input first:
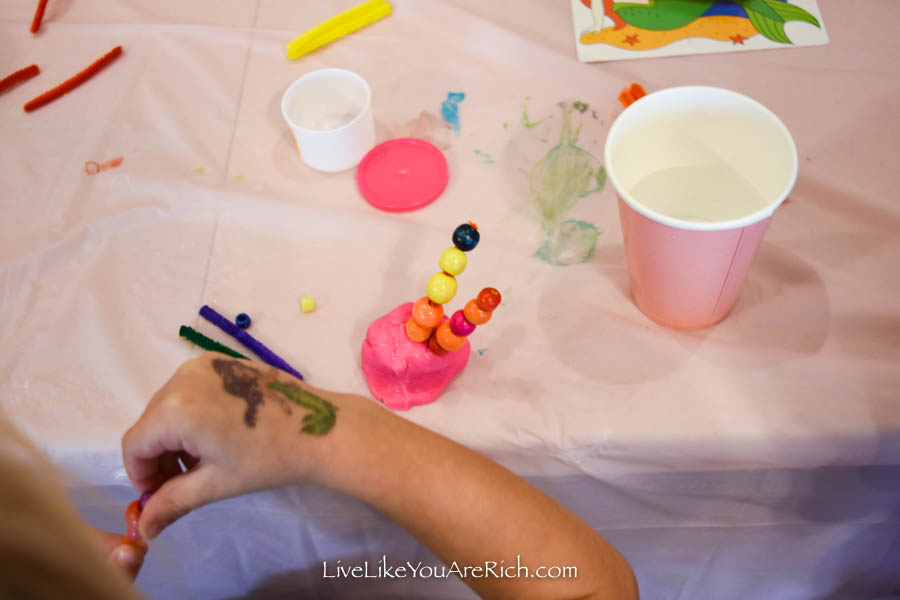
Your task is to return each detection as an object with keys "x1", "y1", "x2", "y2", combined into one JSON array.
[{"x1": 2, "y1": 1, "x2": 899, "y2": 598}]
